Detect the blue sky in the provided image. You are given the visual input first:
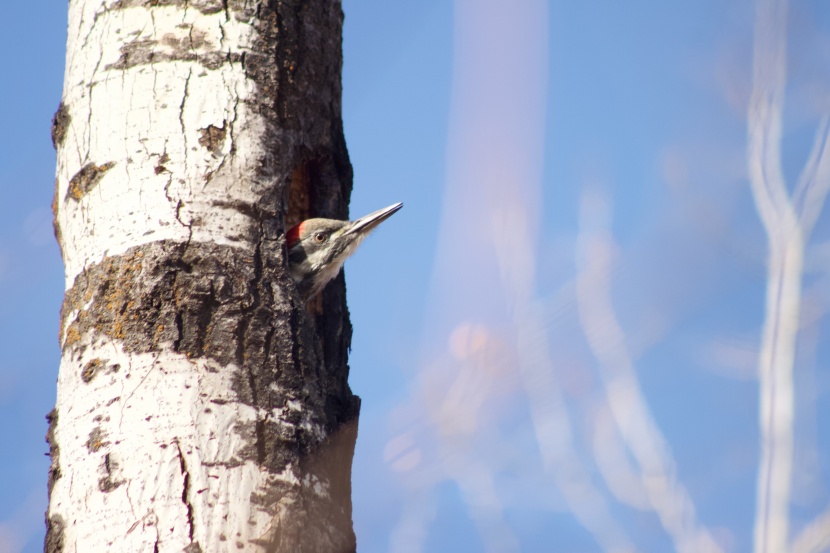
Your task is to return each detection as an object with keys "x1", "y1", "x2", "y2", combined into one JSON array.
[{"x1": 1, "y1": 1, "x2": 829, "y2": 552}]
